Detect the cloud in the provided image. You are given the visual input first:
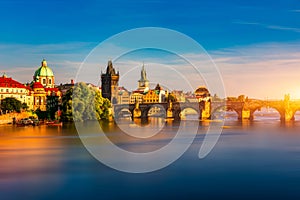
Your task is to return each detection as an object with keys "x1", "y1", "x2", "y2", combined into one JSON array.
[
  {"x1": 0, "y1": 42, "x2": 96, "y2": 83},
  {"x1": 209, "y1": 42, "x2": 300, "y2": 99},
  {"x1": 1, "y1": 41, "x2": 300, "y2": 99},
  {"x1": 233, "y1": 20, "x2": 300, "y2": 33}
]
